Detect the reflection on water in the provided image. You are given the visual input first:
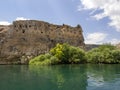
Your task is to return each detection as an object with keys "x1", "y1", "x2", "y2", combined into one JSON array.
[
  {"x1": 29, "y1": 65, "x2": 87, "y2": 90},
  {"x1": 0, "y1": 64, "x2": 120, "y2": 90},
  {"x1": 87, "y1": 64, "x2": 120, "y2": 90}
]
